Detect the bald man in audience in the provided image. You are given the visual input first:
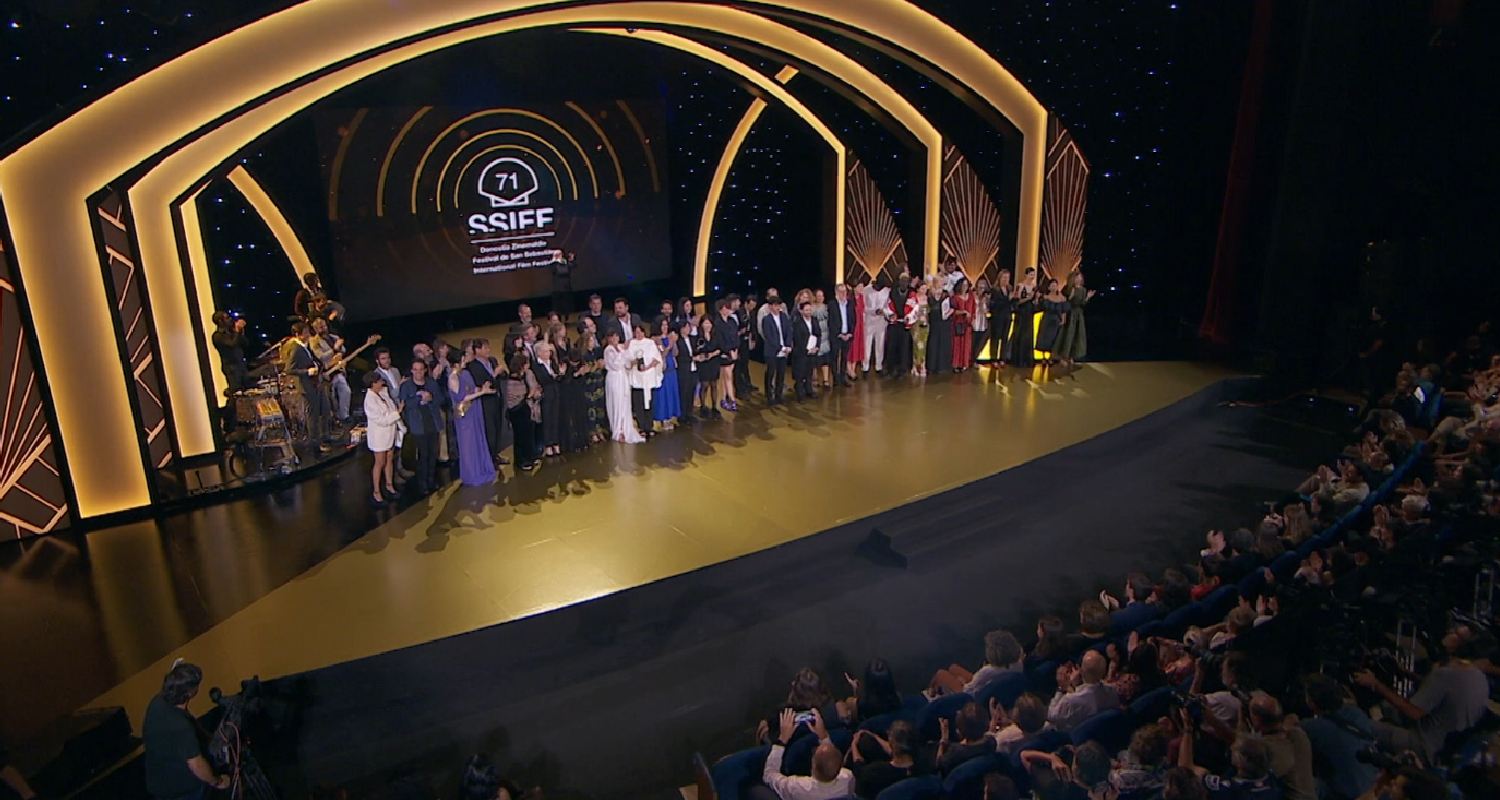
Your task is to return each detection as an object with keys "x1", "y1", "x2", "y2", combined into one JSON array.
[
  {"x1": 1047, "y1": 650, "x2": 1121, "y2": 732},
  {"x1": 760, "y1": 708, "x2": 852, "y2": 800}
]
